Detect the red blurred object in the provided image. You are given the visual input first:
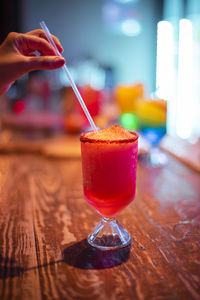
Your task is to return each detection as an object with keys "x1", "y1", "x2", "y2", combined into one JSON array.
[
  {"x1": 61, "y1": 85, "x2": 103, "y2": 132},
  {"x1": 79, "y1": 86, "x2": 102, "y2": 118},
  {"x1": 13, "y1": 100, "x2": 25, "y2": 114}
]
